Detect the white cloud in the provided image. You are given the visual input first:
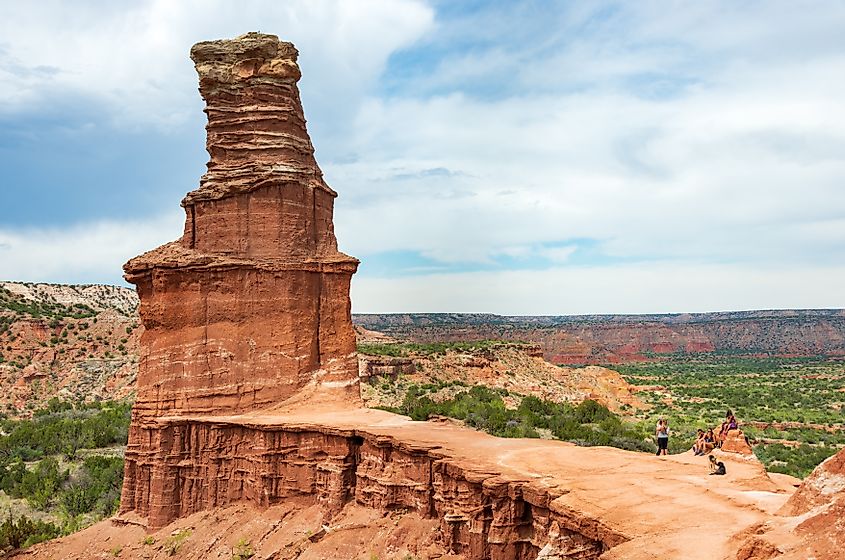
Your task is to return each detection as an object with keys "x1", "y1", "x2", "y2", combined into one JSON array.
[
  {"x1": 0, "y1": 212, "x2": 183, "y2": 285},
  {"x1": 331, "y1": 85, "x2": 845, "y2": 266},
  {"x1": 0, "y1": 0, "x2": 434, "y2": 128},
  {"x1": 540, "y1": 246, "x2": 578, "y2": 264},
  {"x1": 351, "y1": 263, "x2": 845, "y2": 315},
  {"x1": 329, "y1": 2, "x2": 845, "y2": 273},
  {"x1": 1, "y1": 1, "x2": 844, "y2": 313}
]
